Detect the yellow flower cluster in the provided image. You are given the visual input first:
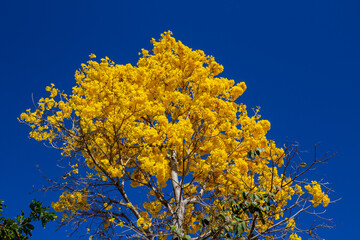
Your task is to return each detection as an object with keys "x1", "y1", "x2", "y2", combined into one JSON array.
[
  {"x1": 286, "y1": 218, "x2": 296, "y2": 230},
  {"x1": 52, "y1": 191, "x2": 89, "y2": 217},
  {"x1": 289, "y1": 233, "x2": 302, "y2": 240},
  {"x1": 20, "y1": 31, "x2": 330, "y2": 237},
  {"x1": 305, "y1": 181, "x2": 330, "y2": 207},
  {"x1": 104, "y1": 202, "x2": 113, "y2": 211},
  {"x1": 137, "y1": 214, "x2": 152, "y2": 230}
]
